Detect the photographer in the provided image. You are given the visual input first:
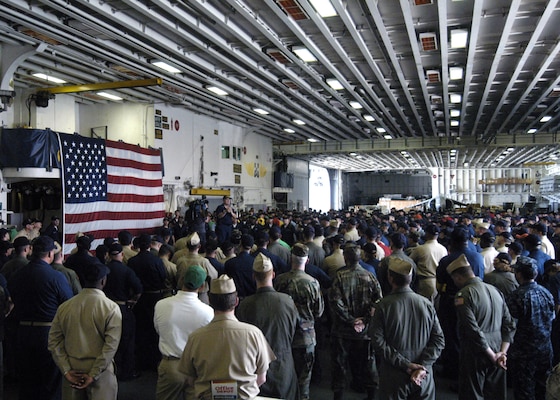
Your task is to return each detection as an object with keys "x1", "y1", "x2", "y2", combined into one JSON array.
[
  {"x1": 185, "y1": 197, "x2": 208, "y2": 248},
  {"x1": 215, "y1": 195, "x2": 237, "y2": 243}
]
